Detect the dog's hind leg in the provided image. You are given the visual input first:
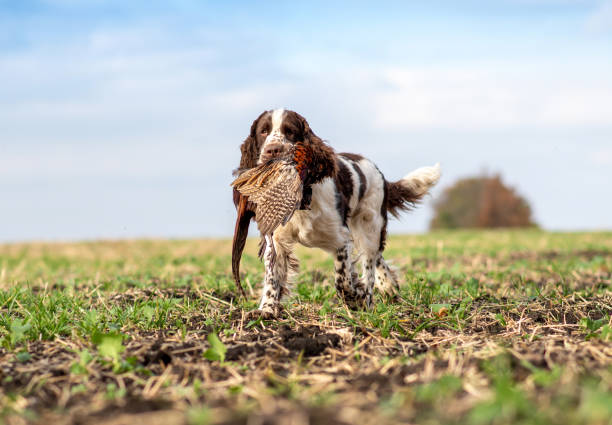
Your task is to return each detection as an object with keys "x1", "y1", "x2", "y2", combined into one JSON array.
[
  {"x1": 359, "y1": 253, "x2": 376, "y2": 308},
  {"x1": 334, "y1": 240, "x2": 372, "y2": 308},
  {"x1": 334, "y1": 241, "x2": 355, "y2": 301},
  {"x1": 374, "y1": 254, "x2": 400, "y2": 297},
  {"x1": 334, "y1": 239, "x2": 376, "y2": 309}
]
